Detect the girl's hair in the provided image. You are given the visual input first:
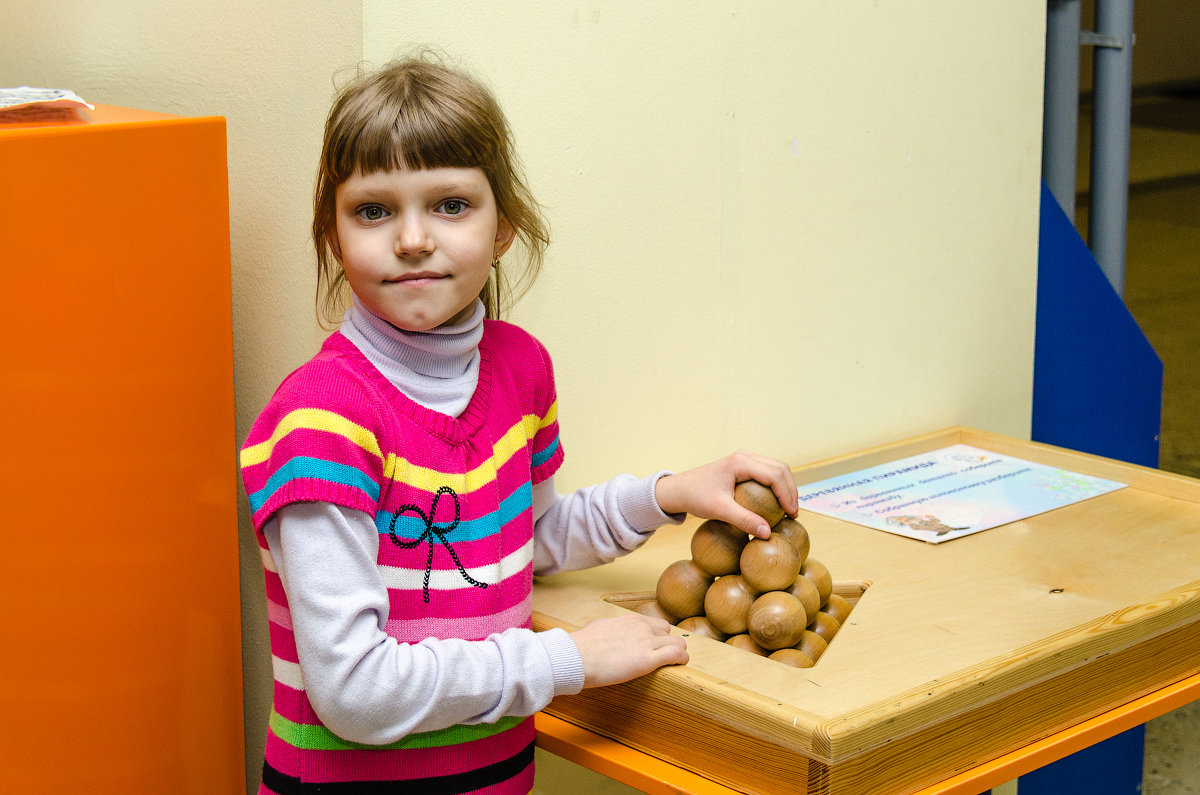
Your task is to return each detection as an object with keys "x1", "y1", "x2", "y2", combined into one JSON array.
[{"x1": 313, "y1": 54, "x2": 550, "y2": 327}]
